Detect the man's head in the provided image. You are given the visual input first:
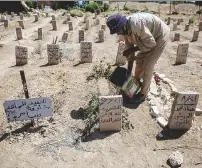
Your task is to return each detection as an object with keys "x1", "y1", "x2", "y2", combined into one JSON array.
[{"x1": 106, "y1": 14, "x2": 127, "y2": 35}]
